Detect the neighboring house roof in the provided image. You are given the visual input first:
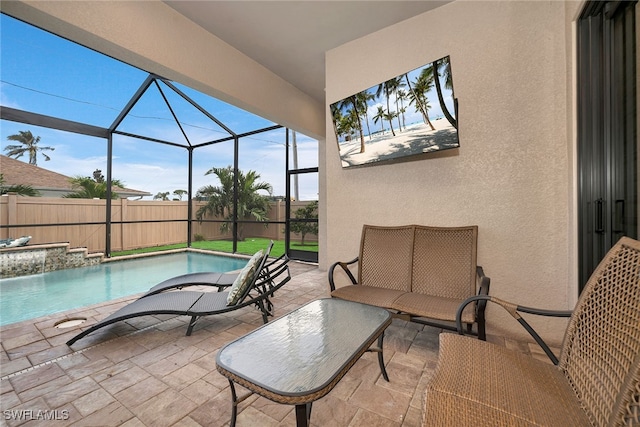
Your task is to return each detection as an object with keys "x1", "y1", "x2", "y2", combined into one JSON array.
[{"x1": 0, "y1": 155, "x2": 151, "y2": 198}]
